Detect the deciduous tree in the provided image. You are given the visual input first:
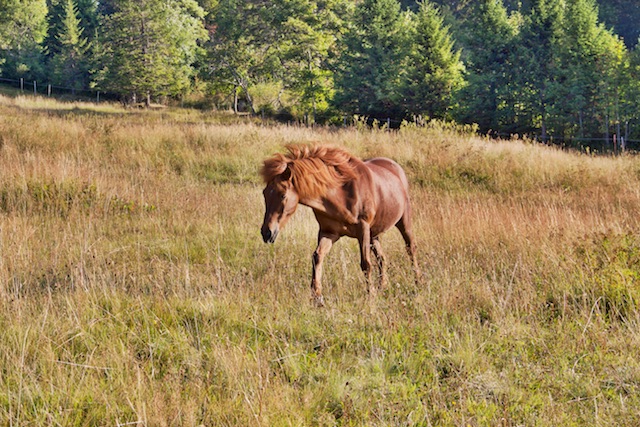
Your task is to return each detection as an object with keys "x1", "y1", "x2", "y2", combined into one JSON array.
[
  {"x1": 0, "y1": 0, "x2": 48, "y2": 79},
  {"x1": 98, "y1": 0, "x2": 206, "y2": 105},
  {"x1": 204, "y1": 0, "x2": 351, "y2": 117}
]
